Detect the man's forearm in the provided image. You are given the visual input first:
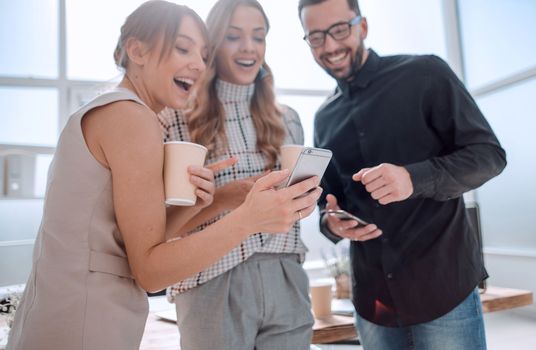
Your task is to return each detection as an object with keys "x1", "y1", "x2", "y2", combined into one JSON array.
[{"x1": 406, "y1": 143, "x2": 506, "y2": 201}]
